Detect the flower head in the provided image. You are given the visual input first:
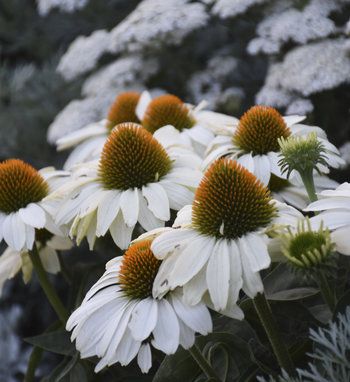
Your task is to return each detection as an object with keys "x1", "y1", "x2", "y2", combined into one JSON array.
[
  {"x1": 119, "y1": 239, "x2": 161, "y2": 299},
  {"x1": 0, "y1": 159, "x2": 48, "y2": 214},
  {"x1": 281, "y1": 219, "x2": 335, "y2": 270},
  {"x1": 142, "y1": 94, "x2": 194, "y2": 134},
  {"x1": 106, "y1": 91, "x2": 141, "y2": 131},
  {"x1": 203, "y1": 106, "x2": 343, "y2": 186},
  {"x1": 52, "y1": 124, "x2": 202, "y2": 249},
  {"x1": 99, "y1": 123, "x2": 172, "y2": 190},
  {"x1": 0, "y1": 161, "x2": 67, "y2": 251},
  {"x1": 66, "y1": 240, "x2": 212, "y2": 373},
  {"x1": 305, "y1": 182, "x2": 350, "y2": 256},
  {"x1": 233, "y1": 105, "x2": 291, "y2": 155},
  {"x1": 56, "y1": 91, "x2": 143, "y2": 169},
  {"x1": 192, "y1": 159, "x2": 276, "y2": 239},
  {"x1": 278, "y1": 132, "x2": 328, "y2": 178},
  {"x1": 146, "y1": 159, "x2": 301, "y2": 316}
]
